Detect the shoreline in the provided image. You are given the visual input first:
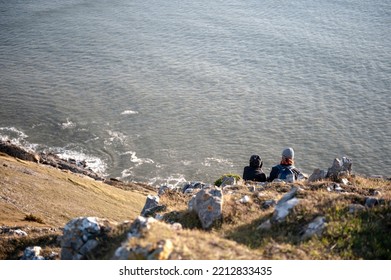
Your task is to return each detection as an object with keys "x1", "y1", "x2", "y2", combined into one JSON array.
[
  {"x1": 0, "y1": 139, "x2": 157, "y2": 193},
  {"x1": 1, "y1": 139, "x2": 389, "y2": 186}
]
